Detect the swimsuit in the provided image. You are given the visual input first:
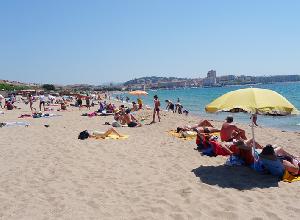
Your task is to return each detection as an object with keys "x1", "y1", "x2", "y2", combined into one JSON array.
[{"x1": 128, "y1": 121, "x2": 138, "y2": 127}]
